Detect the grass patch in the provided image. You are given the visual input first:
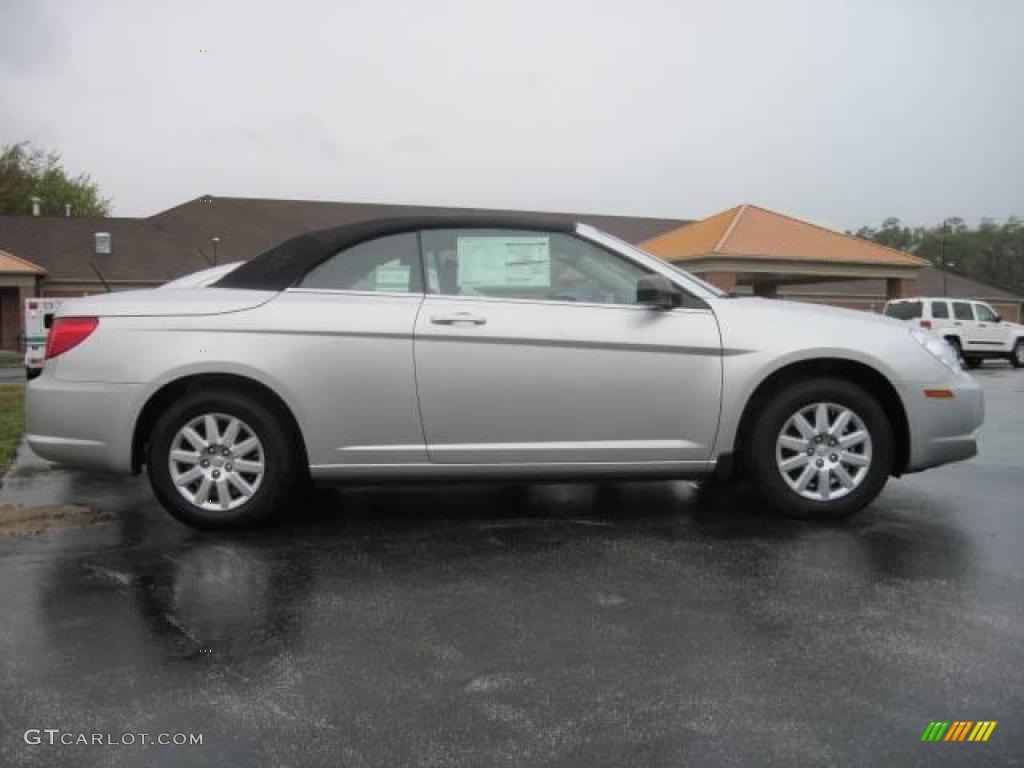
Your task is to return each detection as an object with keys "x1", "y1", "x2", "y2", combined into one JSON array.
[
  {"x1": 0, "y1": 350, "x2": 22, "y2": 368},
  {"x1": 0, "y1": 383, "x2": 26, "y2": 470}
]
